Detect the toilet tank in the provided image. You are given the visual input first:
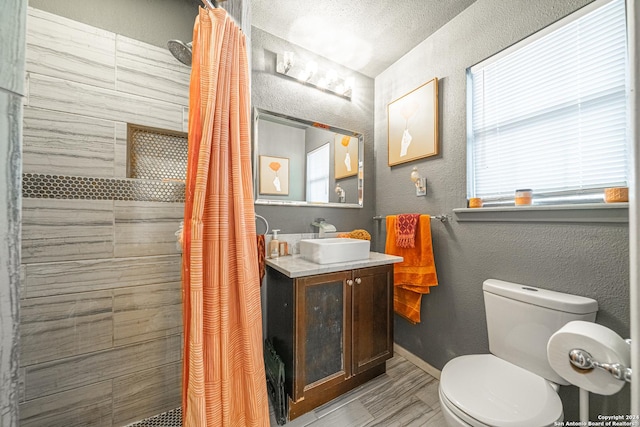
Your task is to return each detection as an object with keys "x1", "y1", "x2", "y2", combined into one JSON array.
[{"x1": 483, "y1": 279, "x2": 598, "y2": 385}]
